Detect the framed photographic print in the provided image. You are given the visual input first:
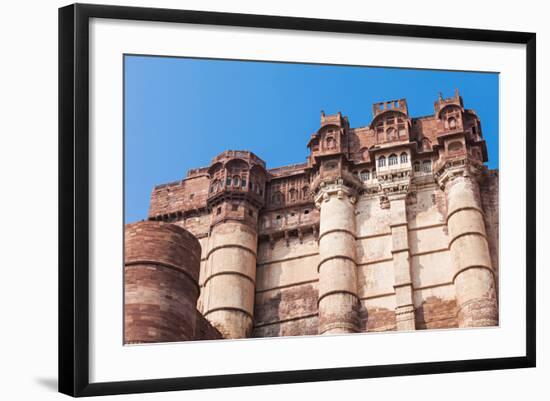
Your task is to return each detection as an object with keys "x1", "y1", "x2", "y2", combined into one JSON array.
[{"x1": 58, "y1": 3, "x2": 536, "y2": 397}]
